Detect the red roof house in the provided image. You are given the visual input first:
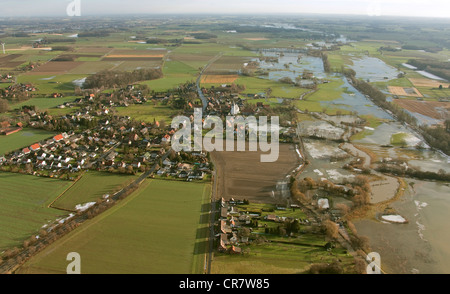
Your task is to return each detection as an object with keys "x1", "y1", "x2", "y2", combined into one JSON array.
[
  {"x1": 53, "y1": 134, "x2": 64, "y2": 142},
  {"x1": 30, "y1": 143, "x2": 41, "y2": 151}
]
